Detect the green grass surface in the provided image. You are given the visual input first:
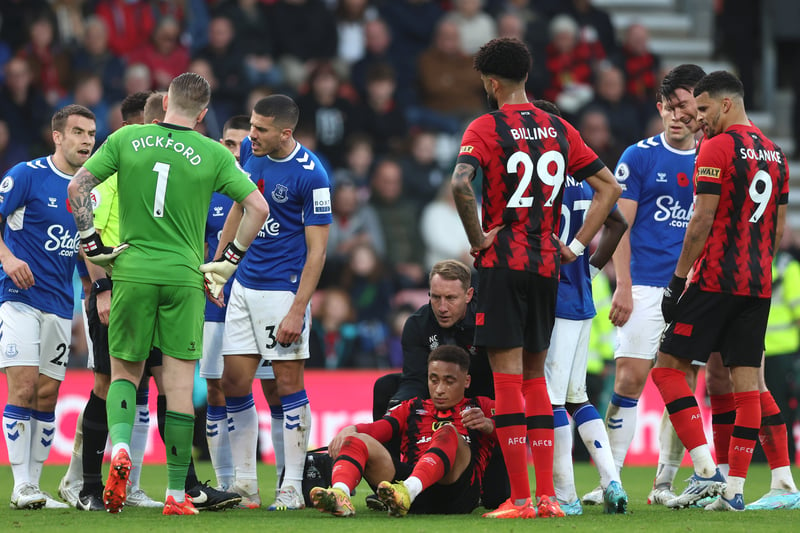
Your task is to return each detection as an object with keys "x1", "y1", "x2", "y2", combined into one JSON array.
[{"x1": 3, "y1": 462, "x2": 798, "y2": 532}]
